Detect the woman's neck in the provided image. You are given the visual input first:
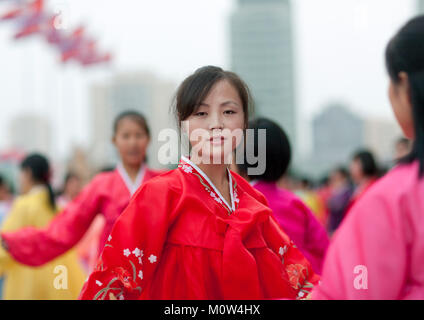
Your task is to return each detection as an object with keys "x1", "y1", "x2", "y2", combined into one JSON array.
[
  {"x1": 196, "y1": 162, "x2": 229, "y2": 190},
  {"x1": 122, "y1": 163, "x2": 142, "y2": 183}
]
